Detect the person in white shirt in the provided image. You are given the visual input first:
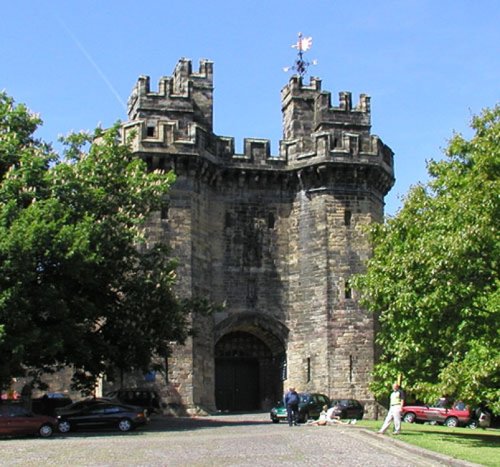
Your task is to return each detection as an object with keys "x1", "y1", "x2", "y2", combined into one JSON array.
[{"x1": 378, "y1": 383, "x2": 405, "y2": 435}]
